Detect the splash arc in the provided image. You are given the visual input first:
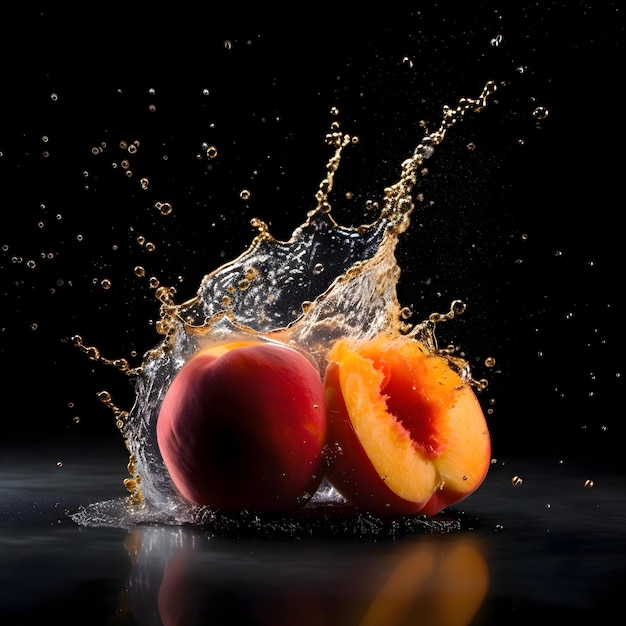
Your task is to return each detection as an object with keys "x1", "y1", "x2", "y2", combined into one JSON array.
[{"x1": 71, "y1": 81, "x2": 497, "y2": 528}]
